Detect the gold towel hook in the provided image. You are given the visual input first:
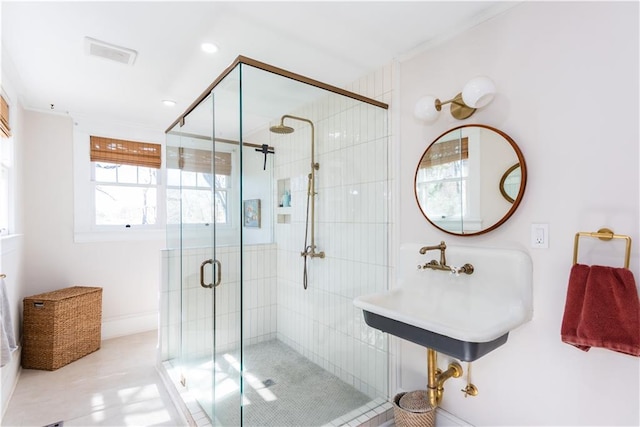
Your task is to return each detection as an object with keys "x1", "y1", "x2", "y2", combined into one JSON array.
[
  {"x1": 0, "y1": 274, "x2": 5, "y2": 279},
  {"x1": 573, "y1": 228, "x2": 632, "y2": 269}
]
